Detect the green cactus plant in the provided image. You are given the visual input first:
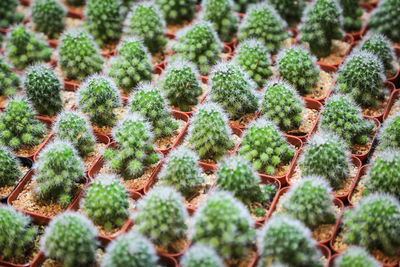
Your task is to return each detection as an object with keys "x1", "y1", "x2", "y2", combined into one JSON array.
[
  {"x1": 181, "y1": 244, "x2": 224, "y2": 267},
  {"x1": 66, "y1": 0, "x2": 85, "y2": 6},
  {"x1": 155, "y1": 0, "x2": 196, "y2": 25},
  {"x1": 232, "y1": 0, "x2": 259, "y2": 13},
  {"x1": 0, "y1": 146, "x2": 22, "y2": 187},
  {"x1": 368, "y1": 0, "x2": 400, "y2": 43},
  {"x1": 0, "y1": 0, "x2": 24, "y2": 29},
  {"x1": 334, "y1": 246, "x2": 380, "y2": 267},
  {"x1": 339, "y1": 0, "x2": 362, "y2": 32},
  {"x1": 268, "y1": 0, "x2": 306, "y2": 26},
  {"x1": 31, "y1": 0, "x2": 66, "y2": 38},
  {"x1": 0, "y1": 57, "x2": 20, "y2": 97},
  {"x1": 378, "y1": 114, "x2": 400, "y2": 150}
]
